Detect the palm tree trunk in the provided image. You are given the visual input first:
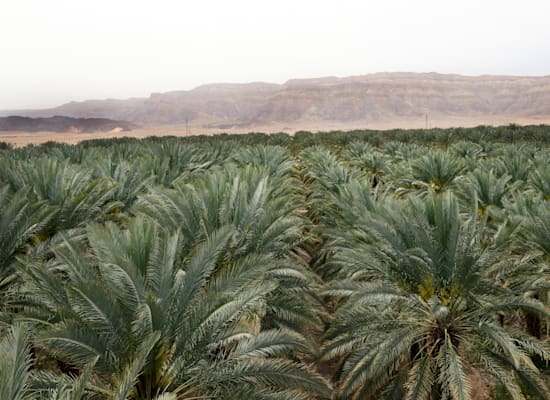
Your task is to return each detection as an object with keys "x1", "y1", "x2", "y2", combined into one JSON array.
[{"x1": 526, "y1": 312, "x2": 542, "y2": 339}]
